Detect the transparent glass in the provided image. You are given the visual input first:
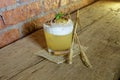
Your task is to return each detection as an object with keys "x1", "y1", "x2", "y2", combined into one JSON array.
[{"x1": 43, "y1": 19, "x2": 73, "y2": 55}]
